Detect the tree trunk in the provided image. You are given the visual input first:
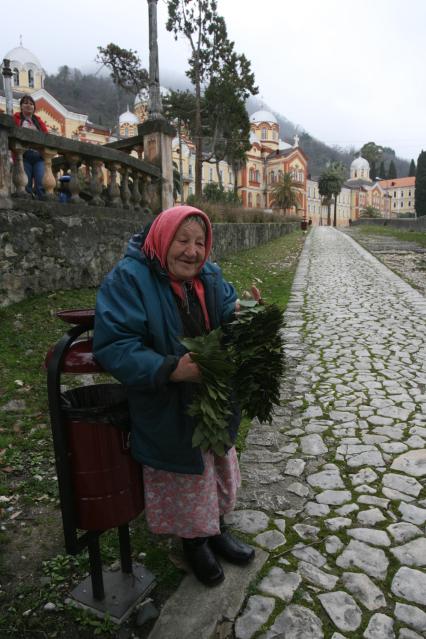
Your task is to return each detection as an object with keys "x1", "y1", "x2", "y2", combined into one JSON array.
[
  {"x1": 327, "y1": 203, "x2": 331, "y2": 226},
  {"x1": 215, "y1": 160, "x2": 222, "y2": 189},
  {"x1": 177, "y1": 119, "x2": 184, "y2": 203},
  {"x1": 333, "y1": 196, "x2": 337, "y2": 227},
  {"x1": 194, "y1": 56, "x2": 203, "y2": 199}
]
